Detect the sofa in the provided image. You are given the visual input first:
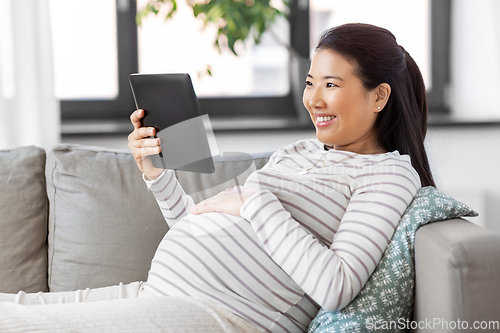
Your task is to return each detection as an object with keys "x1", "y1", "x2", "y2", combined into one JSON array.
[{"x1": 1, "y1": 144, "x2": 499, "y2": 332}]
